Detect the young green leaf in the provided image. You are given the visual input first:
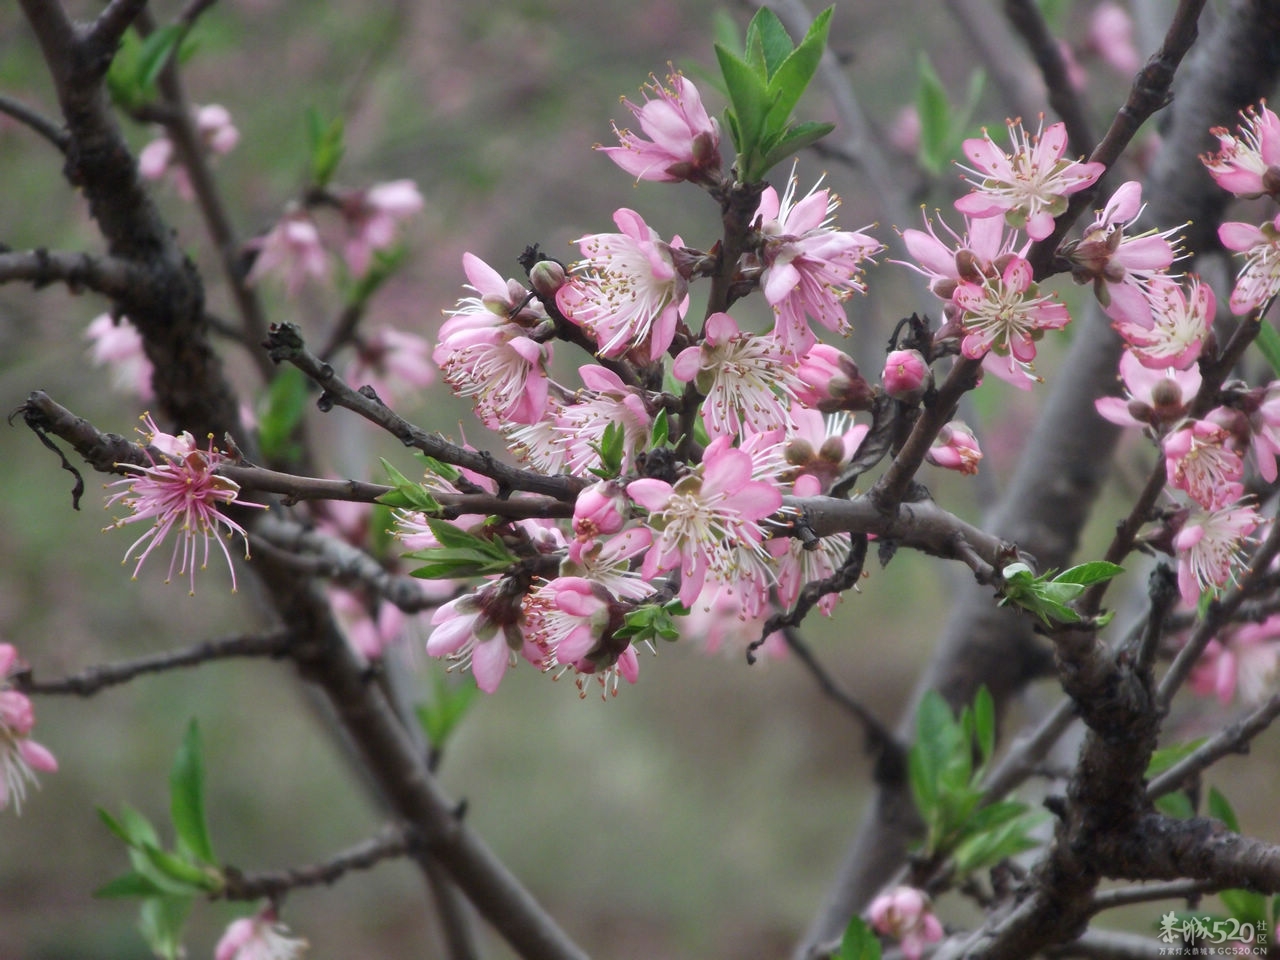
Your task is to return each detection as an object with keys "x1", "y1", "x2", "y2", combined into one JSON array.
[
  {"x1": 1207, "y1": 786, "x2": 1240, "y2": 833},
  {"x1": 376, "y1": 458, "x2": 442, "y2": 513},
  {"x1": 974, "y1": 685, "x2": 996, "y2": 766},
  {"x1": 915, "y1": 53, "x2": 951, "y2": 174},
  {"x1": 837, "y1": 915, "x2": 883, "y2": 960},
  {"x1": 139, "y1": 844, "x2": 220, "y2": 894},
  {"x1": 650, "y1": 409, "x2": 670, "y2": 450},
  {"x1": 1053, "y1": 561, "x2": 1125, "y2": 586},
  {"x1": 759, "y1": 121, "x2": 836, "y2": 173},
  {"x1": 744, "y1": 6, "x2": 795, "y2": 80},
  {"x1": 762, "y1": 7, "x2": 832, "y2": 134},
  {"x1": 305, "y1": 108, "x2": 345, "y2": 188},
  {"x1": 256, "y1": 366, "x2": 308, "y2": 461},
  {"x1": 1254, "y1": 320, "x2": 1280, "y2": 376},
  {"x1": 138, "y1": 895, "x2": 194, "y2": 960},
  {"x1": 416, "y1": 670, "x2": 479, "y2": 750},
  {"x1": 94, "y1": 871, "x2": 173, "y2": 900},
  {"x1": 169, "y1": 720, "x2": 216, "y2": 866}
]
